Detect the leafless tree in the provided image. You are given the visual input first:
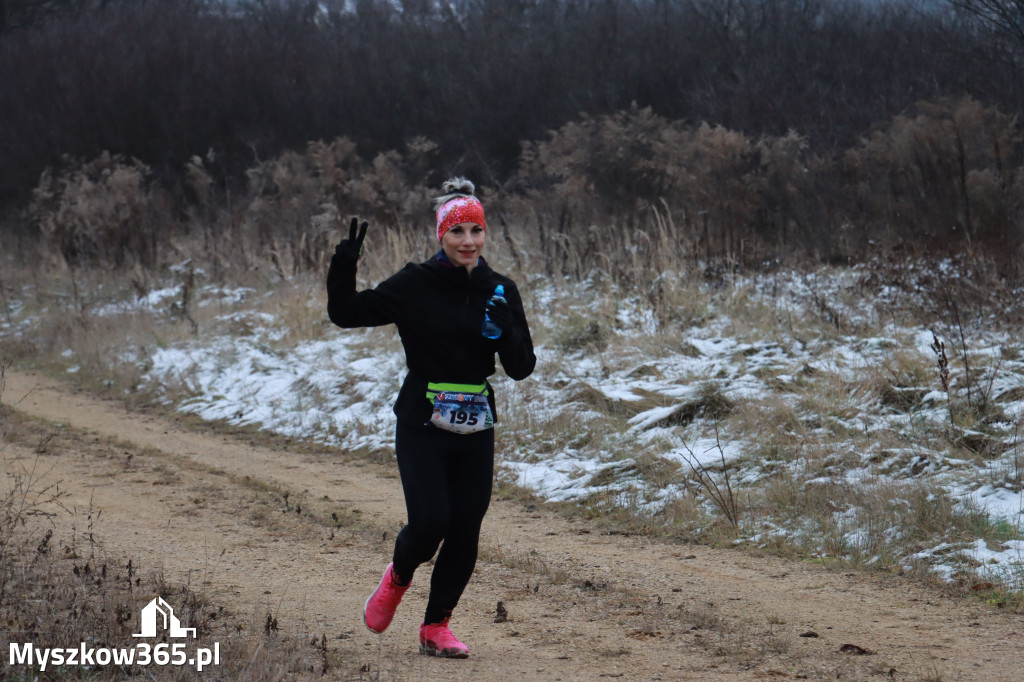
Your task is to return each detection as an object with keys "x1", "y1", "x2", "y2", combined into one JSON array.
[{"x1": 947, "y1": 0, "x2": 1024, "y2": 47}]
